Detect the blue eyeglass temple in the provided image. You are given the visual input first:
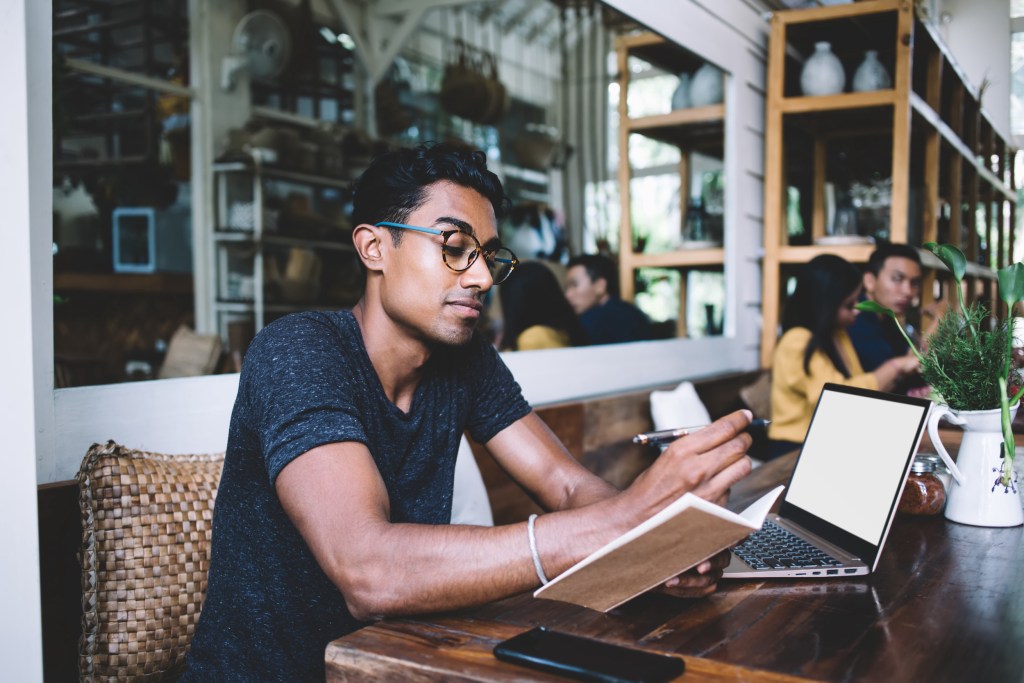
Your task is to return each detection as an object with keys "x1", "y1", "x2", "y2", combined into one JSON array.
[
  {"x1": 375, "y1": 221, "x2": 445, "y2": 237},
  {"x1": 374, "y1": 222, "x2": 515, "y2": 264}
]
